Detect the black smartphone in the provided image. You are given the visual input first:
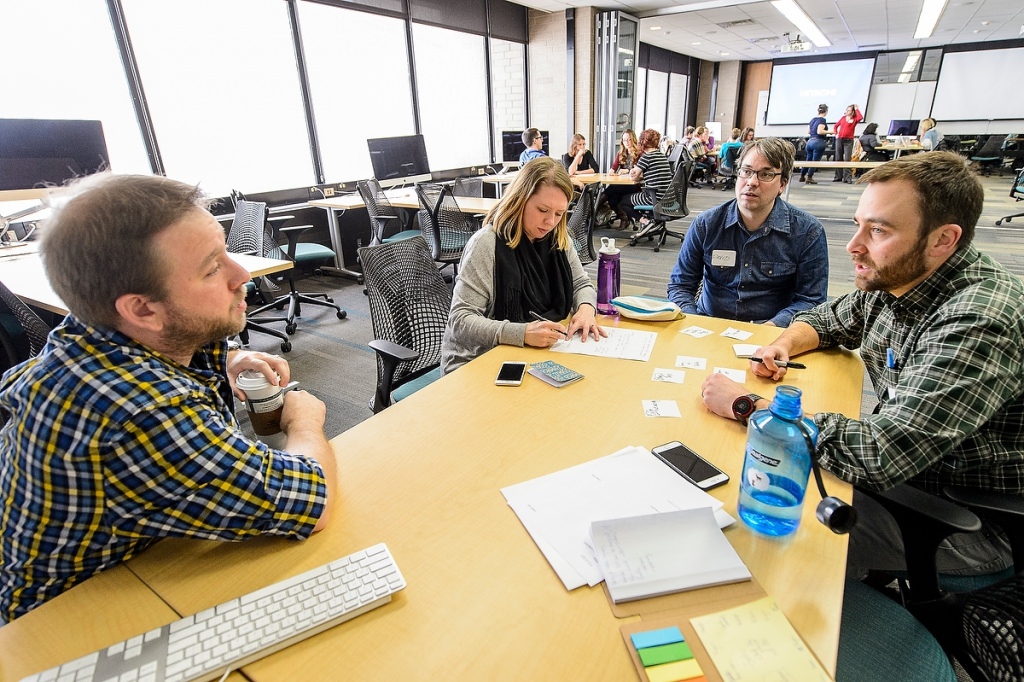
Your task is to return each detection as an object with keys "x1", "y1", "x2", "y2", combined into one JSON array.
[
  {"x1": 495, "y1": 361, "x2": 527, "y2": 386},
  {"x1": 651, "y1": 441, "x2": 729, "y2": 490}
]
